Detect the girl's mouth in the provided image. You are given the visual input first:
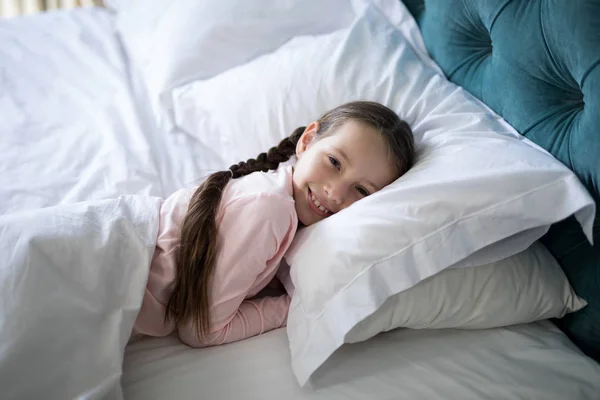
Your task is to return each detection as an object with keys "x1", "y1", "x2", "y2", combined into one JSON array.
[{"x1": 307, "y1": 188, "x2": 331, "y2": 217}]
